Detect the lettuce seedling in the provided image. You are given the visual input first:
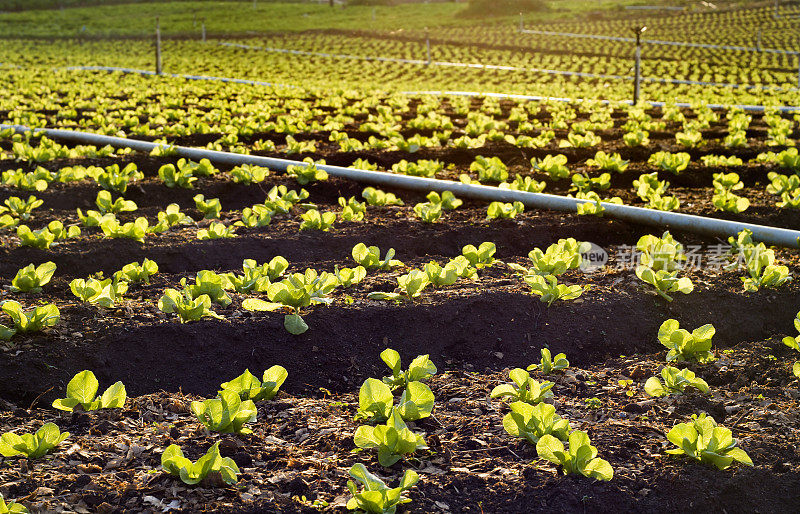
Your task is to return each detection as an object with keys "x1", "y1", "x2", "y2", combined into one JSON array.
[
  {"x1": 527, "y1": 348, "x2": 569, "y2": 374},
  {"x1": 219, "y1": 366, "x2": 288, "y2": 401},
  {"x1": 235, "y1": 204, "x2": 274, "y2": 228},
  {"x1": 264, "y1": 185, "x2": 309, "y2": 214},
  {"x1": 230, "y1": 164, "x2": 269, "y2": 185},
  {"x1": 356, "y1": 378, "x2": 394, "y2": 423},
  {"x1": 413, "y1": 202, "x2": 442, "y2": 223},
  {"x1": 70, "y1": 276, "x2": 127, "y2": 308},
  {"x1": 225, "y1": 257, "x2": 288, "y2": 293},
  {"x1": 524, "y1": 274, "x2": 587, "y2": 306},
  {"x1": 181, "y1": 270, "x2": 232, "y2": 307},
  {"x1": 503, "y1": 401, "x2": 570, "y2": 445},
  {"x1": 381, "y1": 348, "x2": 437, "y2": 390},
  {"x1": 96, "y1": 163, "x2": 142, "y2": 194},
  {"x1": 740, "y1": 247, "x2": 792, "y2": 292},
  {"x1": 645, "y1": 366, "x2": 710, "y2": 397},
  {"x1": 153, "y1": 204, "x2": 193, "y2": 231},
  {"x1": 570, "y1": 172, "x2": 611, "y2": 194},
  {"x1": 782, "y1": 311, "x2": 800, "y2": 351},
  {"x1": 158, "y1": 163, "x2": 197, "y2": 188},
  {"x1": 462, "y1": 242, "x2": 496, "y2": 268},
  {"x1": 191, "y1": 390, "x2": 257, "y2": 434},
  {"x1": 536, "y1": 431, "x2": 613, "y2": 481},
  {"x1": 158, "y1": 289, "x2": 222, "y2": 323},
  {"x1": 346, "y1": 463, "x2": 418, "y2": 514},
  {"x1": 499, "y1": 174, "x2": 547, "y2": 193},
  {"x1": 193, "y1": 194, "x2": 222, "y2": 219},
  {"x1": 395, "y1": 381, "x2": 435, "y2": 421},
  {"x1": 242, "y1": 269, "x2": 338, "y2": 334},
  {"x1": 491, "y1": 368, "x2": 554, "y2": 405},
  {"x1": 586, "y1": 151, "x2": 629, "y2": 173},
  {"x1": 518, "y1": 238, "x2": 587, "y2": 276},
  {"x1": 636, "y1": 266, "x2": 694, "y2": 302},
  {"x1": 299, "y1": 209, "x2": 336, "y2": 231},
  {"x1": 16, "y1": 225, "x2": 55, "y2": 249},
  {"x1": 666, "y1": 414, "x2": 752, "y2": 470},
  {"x1": 658, "y1": 319, "x2": 715, "y2": 363},
  {"x1": 0, "y1": 493, "x2": 28, "y2": 513},
  {"x1": 288, "y1": 158, "x2": 328, "y2": 185},
  {"x1": 94, "y1": 190, "x2": 136, "y2": 214},
  {"x1": 0, "y1": 423, "x2": 69, "y2": 460},
  {"x1": 100, "y1": 217, "x2": 148, "y2": 242},
  {"x1": 77, "y1": 209, "x2": 115, "y2": 228},
  {"x1": 335, "y1": 266, "x2": 367, "y2": 288},
  {"x1": 8, "y1": 261, "x2": 56, "y2": 293},
  {"x1": 352, "y1": 244, "x2": 403, "y2": 270},
  {"x1": 368, "y1": 269, "x2": 430, "y2": 302},
  {"x1": 648, "y1": 151, "x2": 690, "y2": 174},
  {"x1": 362, "y1": 187, "x2": 404, "y2": 207},
  {"x1": 161, "y1": 442, "x2": 240, "y2": 486},
  {"x1": 0, "y1": 195, "x2": 42, "y2": 220},
  {"x1": 197, "y1": 222, "x2": 236, "y2": 240},
  {"x1": 531, "y1": 154, "x2": 570, "y2": 180},
  {"x1": 423, "y1": 261, "x2": 459, "y2": 287},
  {"x1": 52, "y1": 370, "x2": 126, "y2": 411},
  {"x1": 114, "y1": 259, "x2": 158, "y2": 284},
  {"x1": 339, "y1": 197, "x2": 367, "y2": 221},
  {"x1": 0, "y1": 301, "x2": 59, "y2": 340},
  {"x1": 470, "y1": 155, "x2": 508, "y2": 182},
  {"x1": 354, "y1": 408, "x2": 428, "y2": 467},
  {"x1": 426, "y1": 191, "x2": 462, "y2": 210},
  {"x1": 486, "y1": 201, "x2": 524, "y2": 219}
]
